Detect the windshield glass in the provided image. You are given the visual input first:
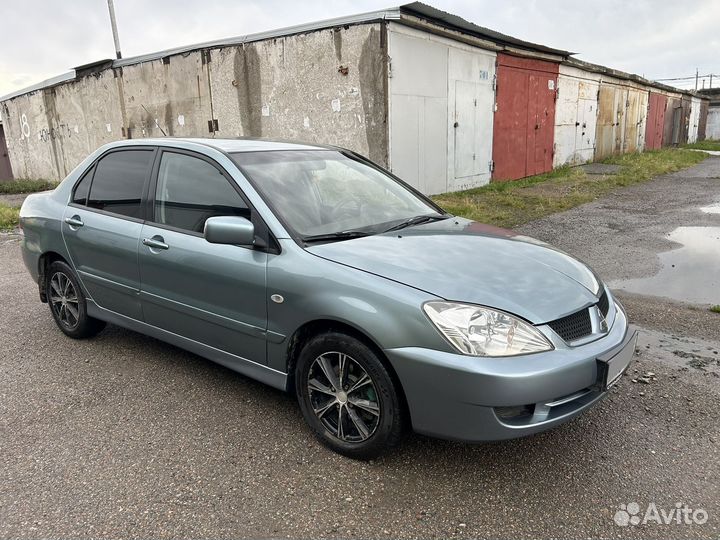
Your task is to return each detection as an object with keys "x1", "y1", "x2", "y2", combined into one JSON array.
[{"x1": 231, "y1": 150, "x2": 444, "y2": 239}]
